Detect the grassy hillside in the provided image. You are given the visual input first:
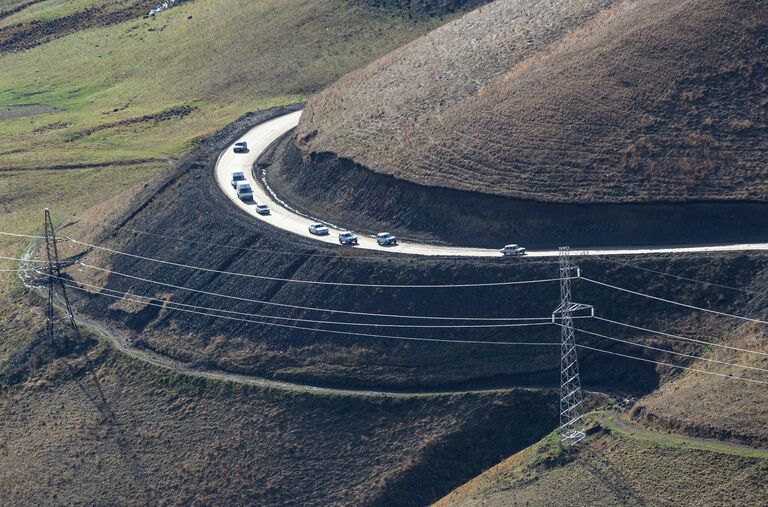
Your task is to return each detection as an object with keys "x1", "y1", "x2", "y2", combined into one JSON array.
[
  {"x1": 627, "y1": 271, "x2": 768, "y2": 446},
  {"x1": 632, "y1": 324, "x2": 768, "y2": 446},
  {"x1": 438, "y1": 294, "x2": 768, "y2": 506},
  {"x1": 298, "y1": 0, "x2": 768, "y2": 204},
  {"x1": 0, "y1": 0, "x2": 451, "y2": 170},
  {"x1": 0, "y1": 342, "x2": 560, "y2": 505},
  {"x1": 436, "y1": 412, "x2": 768, "y2": 506}
]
